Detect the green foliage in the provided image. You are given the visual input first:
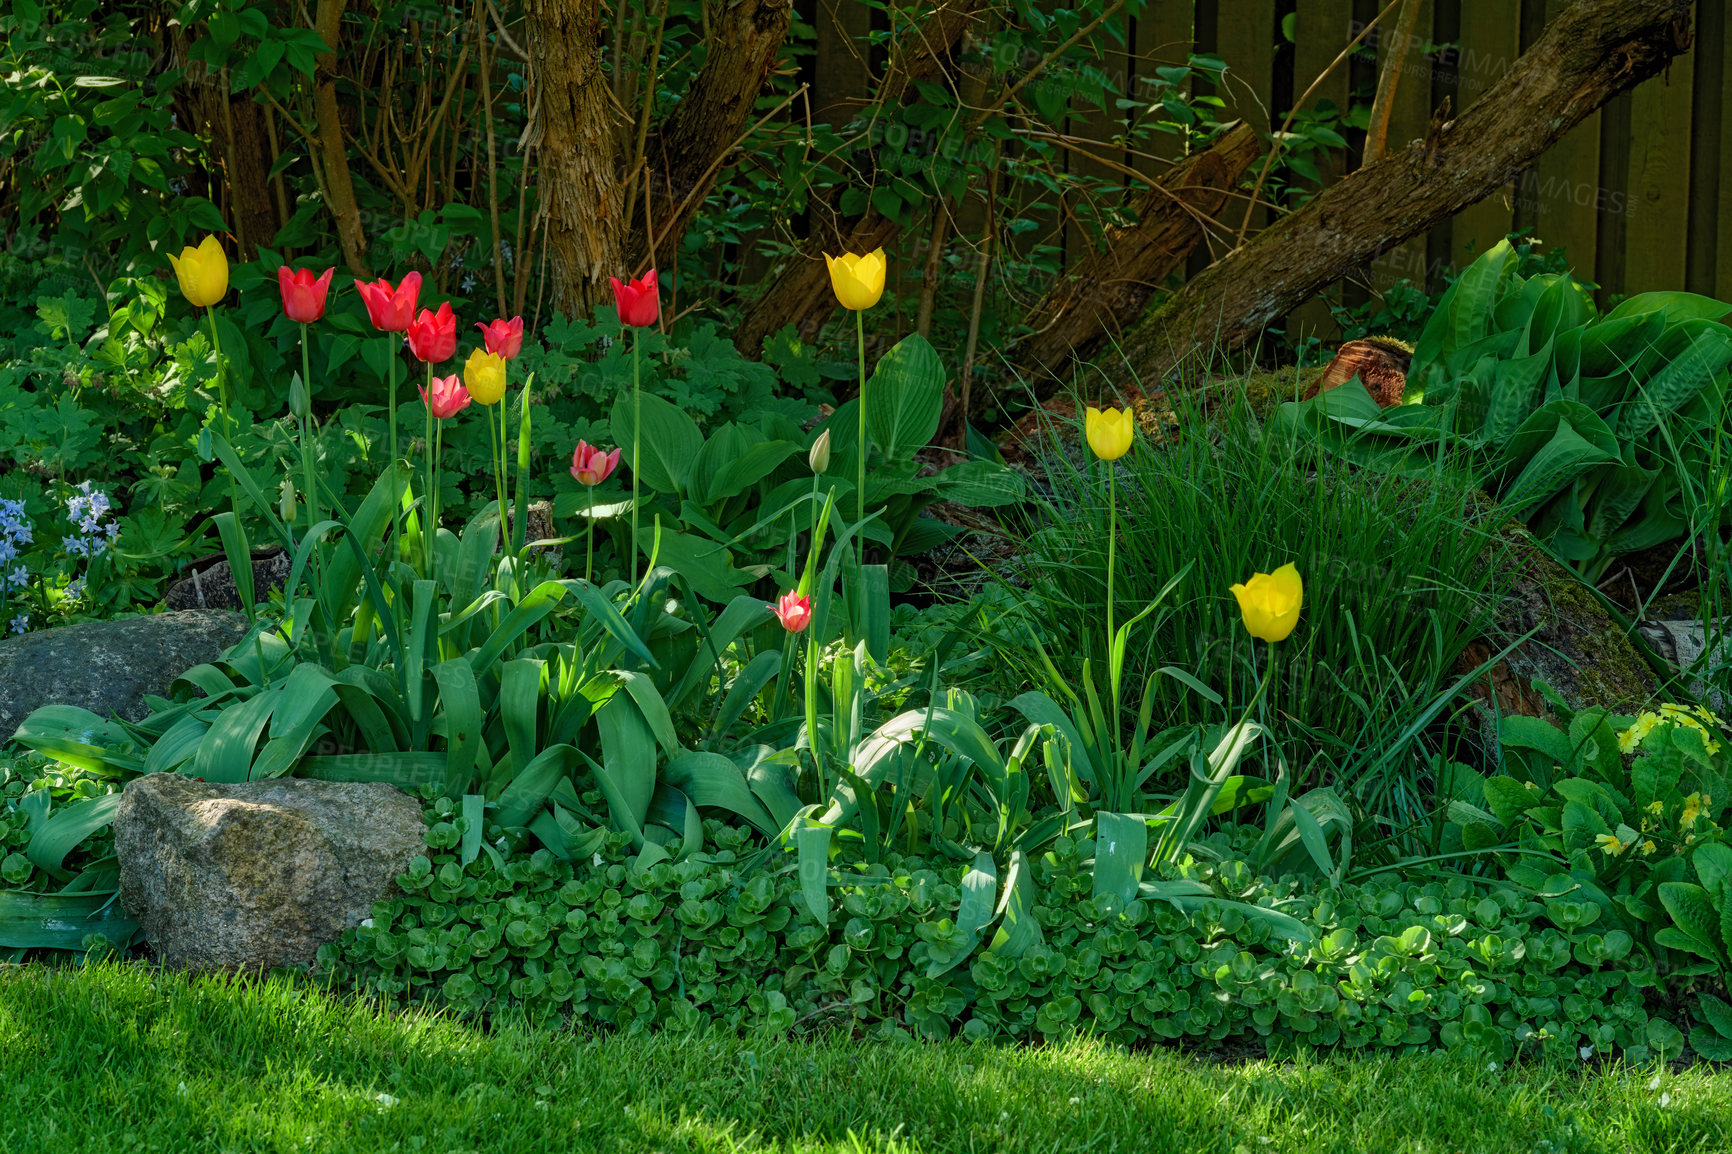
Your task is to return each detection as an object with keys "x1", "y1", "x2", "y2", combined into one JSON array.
[
  {"x1": 1281, "y1": 240, "x2": 1732, "y2": 581},
  {"x1": 316, "y1": 787, "x2": 1678, "y2": 1062},
  {"x1": 1443, "y1": 700, "x2": 1732, "y2": 988},
  {"x1": 1003, "y1": 386, "x2": 1510, "y2": 816},
  {"x1": 0, "y1": 753, "x2": 136, "y2": 956}
]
